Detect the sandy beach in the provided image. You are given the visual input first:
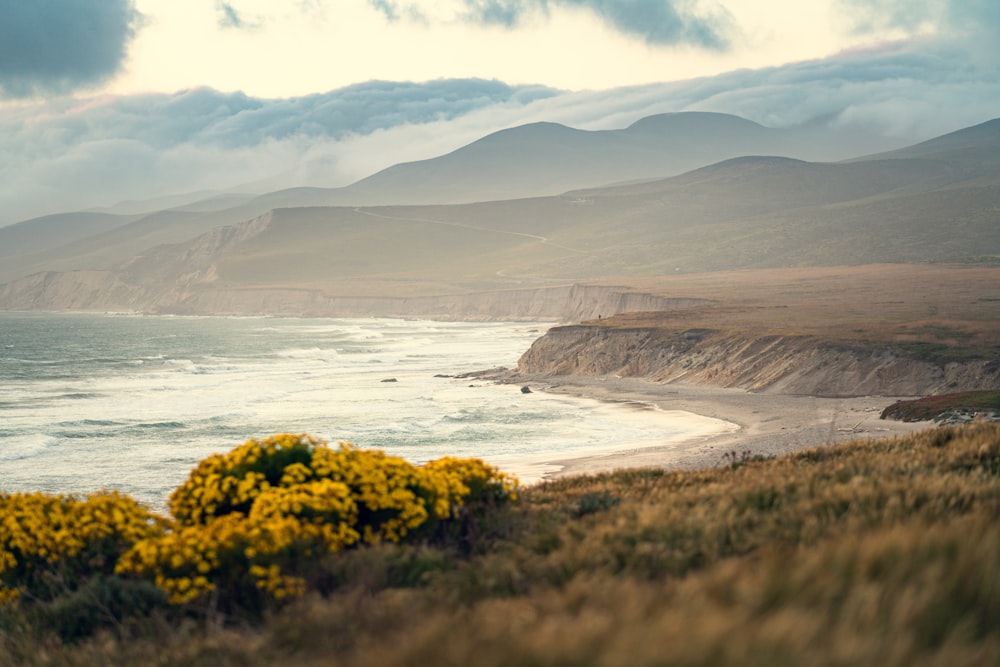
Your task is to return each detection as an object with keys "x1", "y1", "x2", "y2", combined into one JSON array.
[{"x1": 498, "y1": 373, "x2": 936, "y2": 480}]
